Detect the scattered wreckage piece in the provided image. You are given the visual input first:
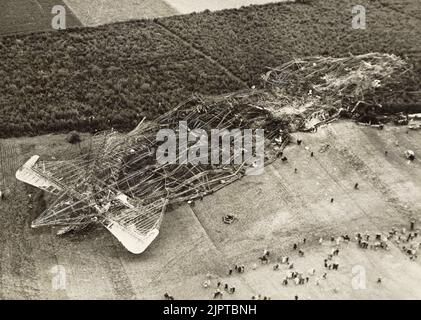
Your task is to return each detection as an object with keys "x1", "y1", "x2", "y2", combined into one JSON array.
[
  {"x1": 222, "y1": 214, "x2": 237, "y2": 224},
  {"x1": 408, "y1": 120, "x2": 421, "y2": 131},
  {"x1": 408, "y1": 124, "x2": 421, "y2": 130},
  {"x1": 408, "y1": 113, "x2": 421, "y2": 120},
  {"x1": 405, "y1": 150, "x2": 415, "y2": 161}
]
